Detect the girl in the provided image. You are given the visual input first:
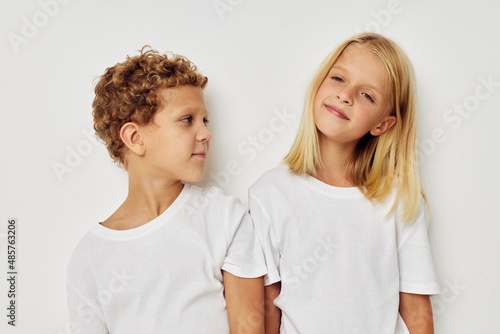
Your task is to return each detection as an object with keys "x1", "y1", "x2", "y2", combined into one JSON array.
[{"x1": 249, "y1": 33, "x2": 440, "y2": 334}]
